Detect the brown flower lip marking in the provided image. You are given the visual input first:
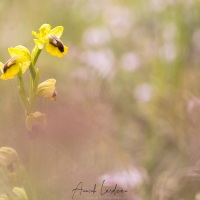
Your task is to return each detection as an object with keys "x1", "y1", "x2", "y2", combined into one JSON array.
[
  {"x1": 52, "y1": 91, "x2": 57, "y2": 101},
  {"x1": 3, "y1": 57, "x2": 17, "y2": 73},
  {"x1": 48, "y1": 35, "x2": 64, "y2": 53},
  {"x1": 7, "y1": 163, "x2": 14, "y2": 172}
]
